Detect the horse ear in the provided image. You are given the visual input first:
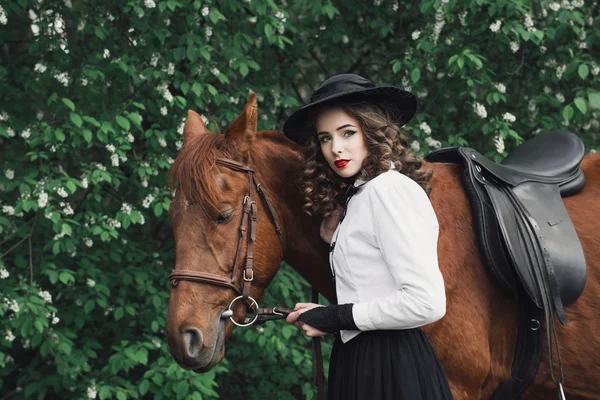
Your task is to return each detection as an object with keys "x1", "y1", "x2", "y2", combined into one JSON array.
[
  {"x1": 184, "y1": 110, "x2": 208, "y2": 144},
  {"x1": 225, "y1": 92, "x2": 258, "y2": 146}
]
